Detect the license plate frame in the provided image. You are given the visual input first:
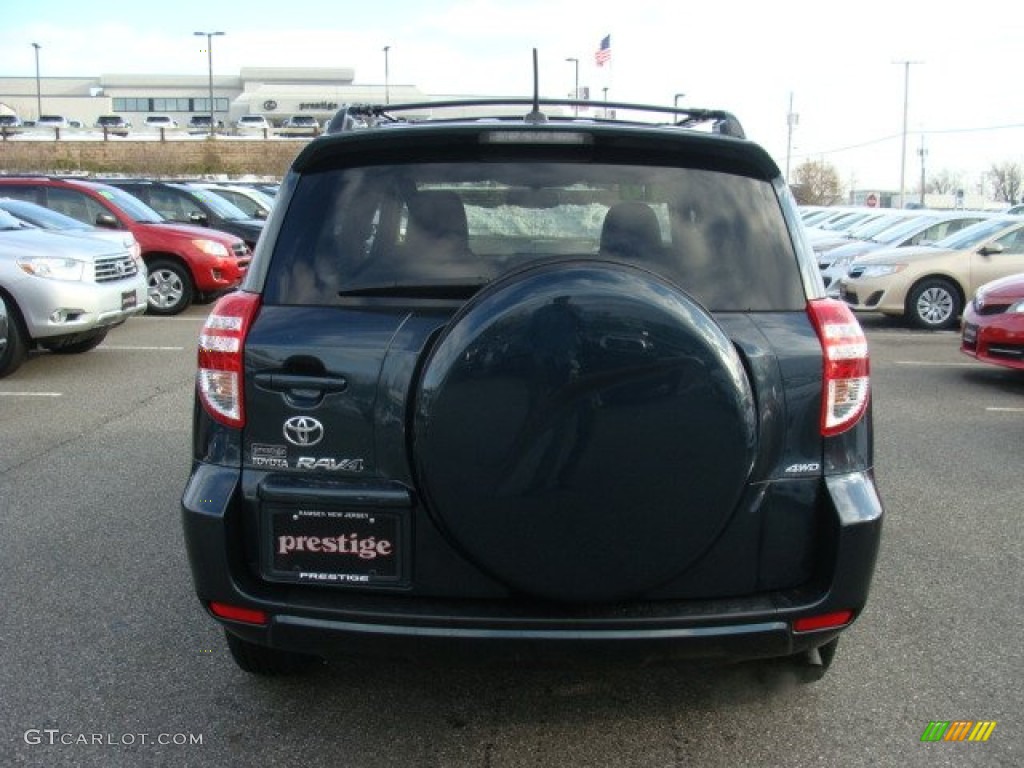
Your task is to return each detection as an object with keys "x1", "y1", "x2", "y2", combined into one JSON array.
[{"x1": 261, "y1": 506, "x2": 406, "y2": 587}]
